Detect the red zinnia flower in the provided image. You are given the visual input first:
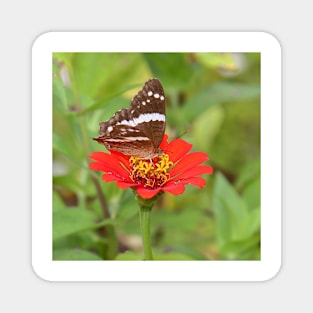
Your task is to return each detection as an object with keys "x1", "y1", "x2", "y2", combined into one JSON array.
[{"x1": 89, "y1": 135, "x2": 213, "y2": 199}]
